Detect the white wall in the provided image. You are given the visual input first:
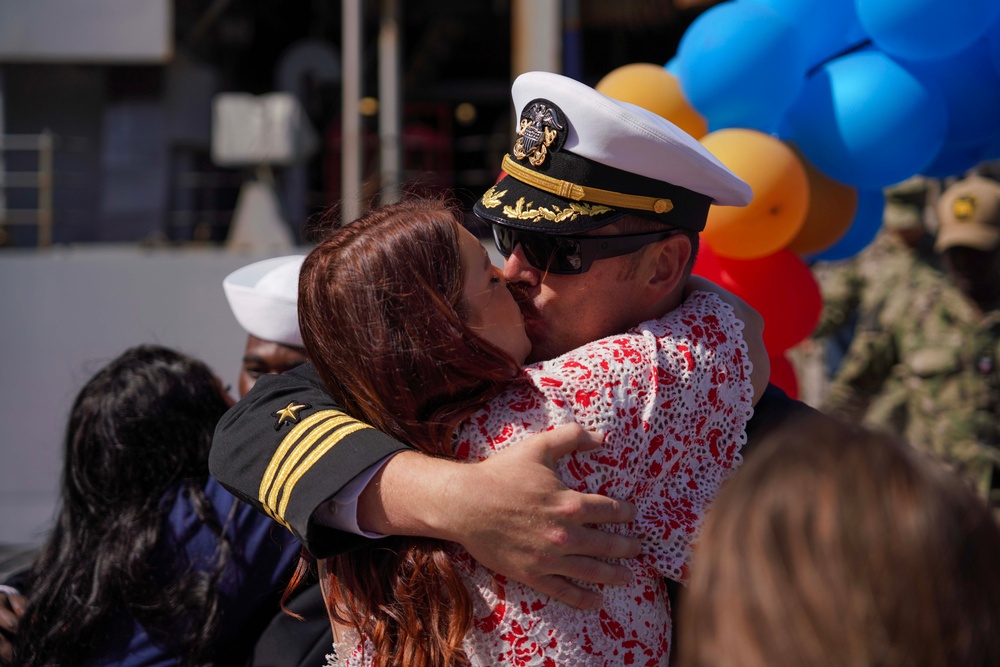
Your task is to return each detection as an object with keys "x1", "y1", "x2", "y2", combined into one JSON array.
[
  {"x1": 0, "y1": 0, "x2": 171, "y2": 63},
  {"x1": 0, "y1": 246, "x2": 305, "y2": 545}
]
